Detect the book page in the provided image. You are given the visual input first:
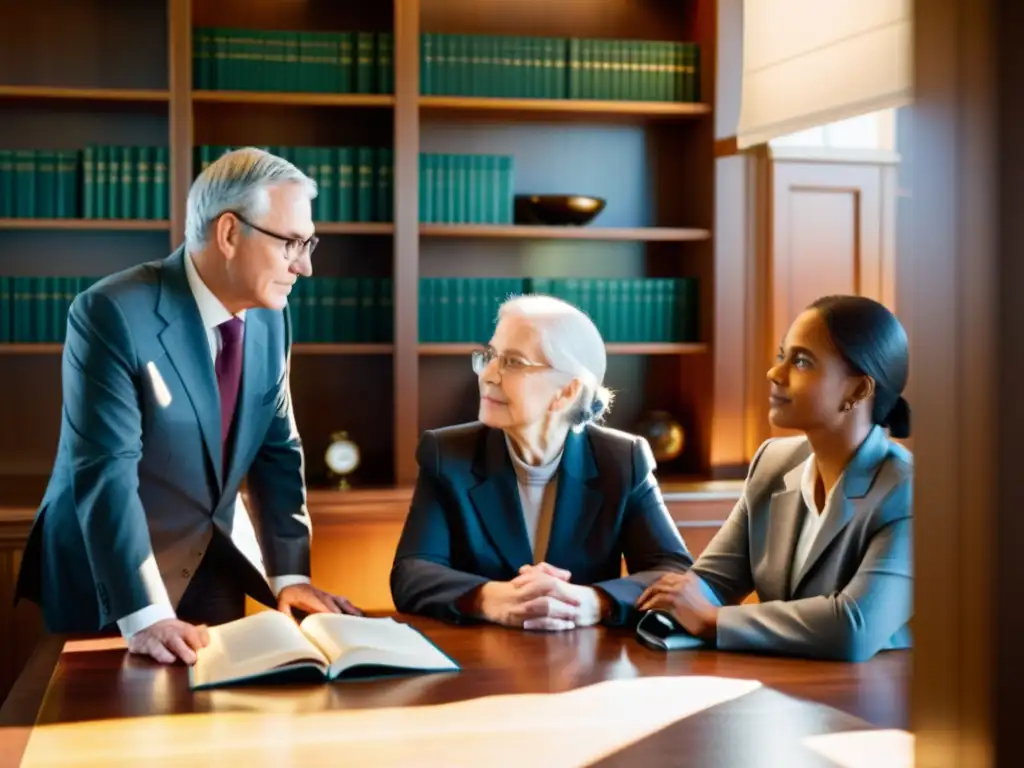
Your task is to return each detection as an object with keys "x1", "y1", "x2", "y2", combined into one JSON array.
[
  {"x1": 192, "y1": 610, "x2": 329, "y2": 689},
  {"x1": 299, "y1": 615, "x2": 457, "y2": 676}
]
